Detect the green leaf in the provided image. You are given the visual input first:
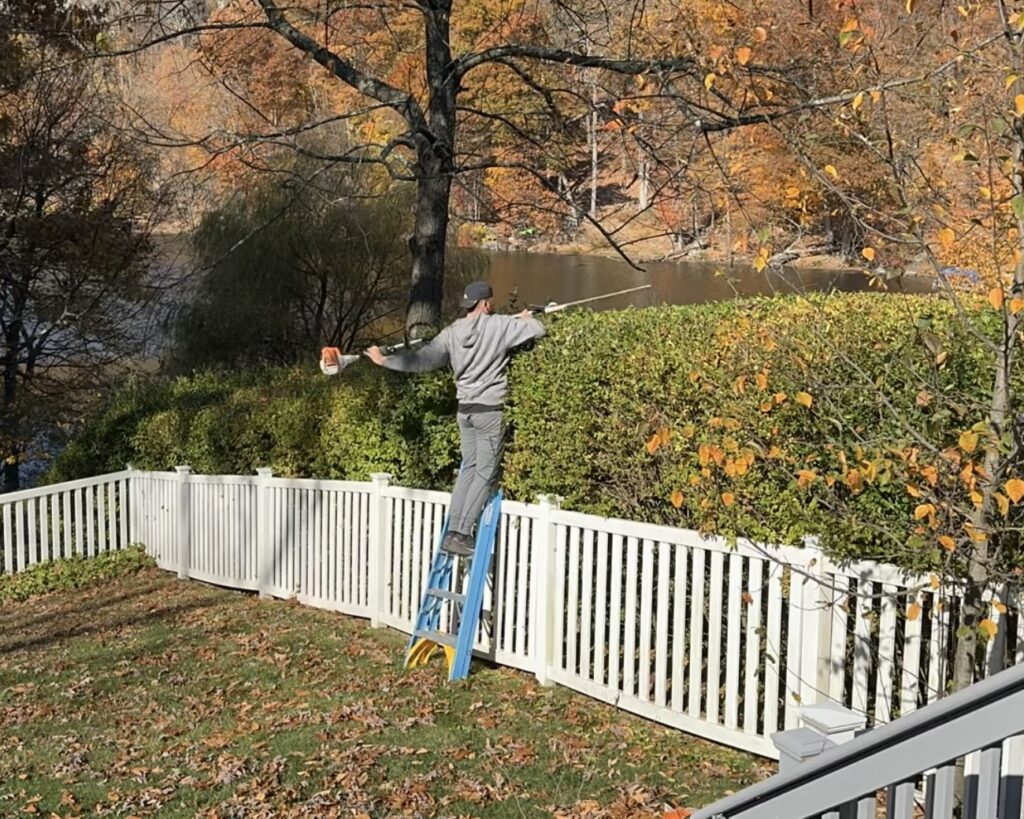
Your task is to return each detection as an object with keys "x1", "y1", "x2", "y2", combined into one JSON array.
[{"x1": 1012, "y1": 195, "x2": 1024, "y2": 221}]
